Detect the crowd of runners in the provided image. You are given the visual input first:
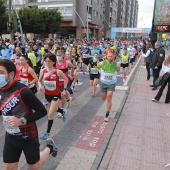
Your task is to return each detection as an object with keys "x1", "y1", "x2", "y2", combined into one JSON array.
[{"x1": 0, "y1": 36, "x2": 170, "y2": 170}]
